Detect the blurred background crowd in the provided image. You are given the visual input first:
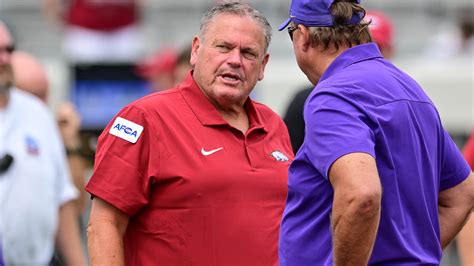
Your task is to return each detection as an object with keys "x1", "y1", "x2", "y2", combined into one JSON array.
[
  {"x1": 1, "y1": 0, "x2": 472, "y2": 139},
  {"x1": 0, "y1": 0, "x2": 472, "y2": 265}
]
